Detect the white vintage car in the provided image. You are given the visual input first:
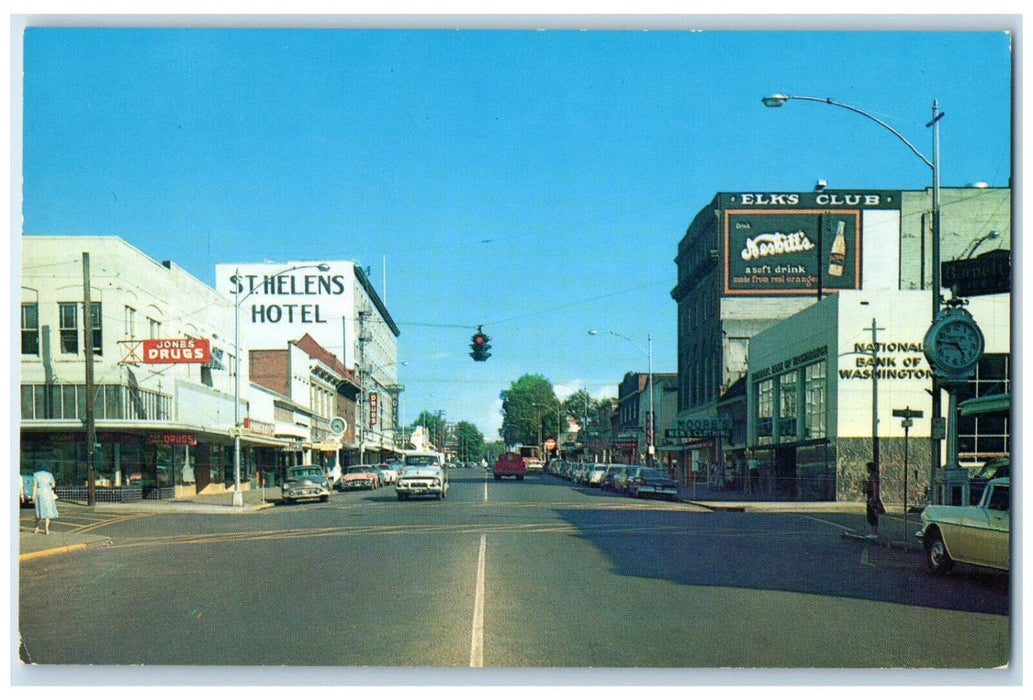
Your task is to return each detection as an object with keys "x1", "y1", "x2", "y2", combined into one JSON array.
[
  {"x1": 917, "y1": 477, "x2": 1009, "y2": 574},
  {"x1": 281, "y1": 466, "x2": 332, "y2": 504},
  {"x1": 395, "y1": 465, "x2": 448, "y2": 501}
]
